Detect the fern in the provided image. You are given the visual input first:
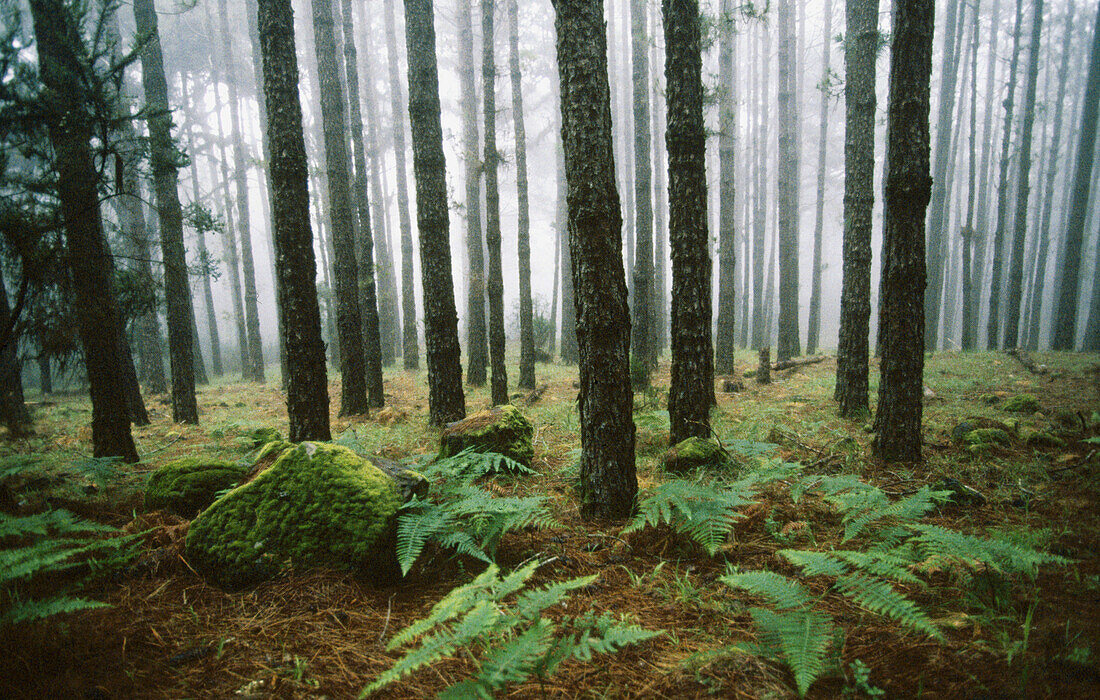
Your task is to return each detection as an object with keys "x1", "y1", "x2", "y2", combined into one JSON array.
[
  {"x1": 906, "y1": 523, "x2": 1070, "y2": 579},
  {"x1": 722, "y1": 570, "x2": 815, "y2": 610},
  {"x1": 362, "y1": 562, "x2": 659, "y2": 697},
  {"x1": 749, "y1": 606, "x2": 834, "y2": 697},
  {"x1": 623, "y1": 478, "x2": 757, "y2": 555},
  {"x1": 421, "y1": 447, "x2": 534, "y2": 481}
]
